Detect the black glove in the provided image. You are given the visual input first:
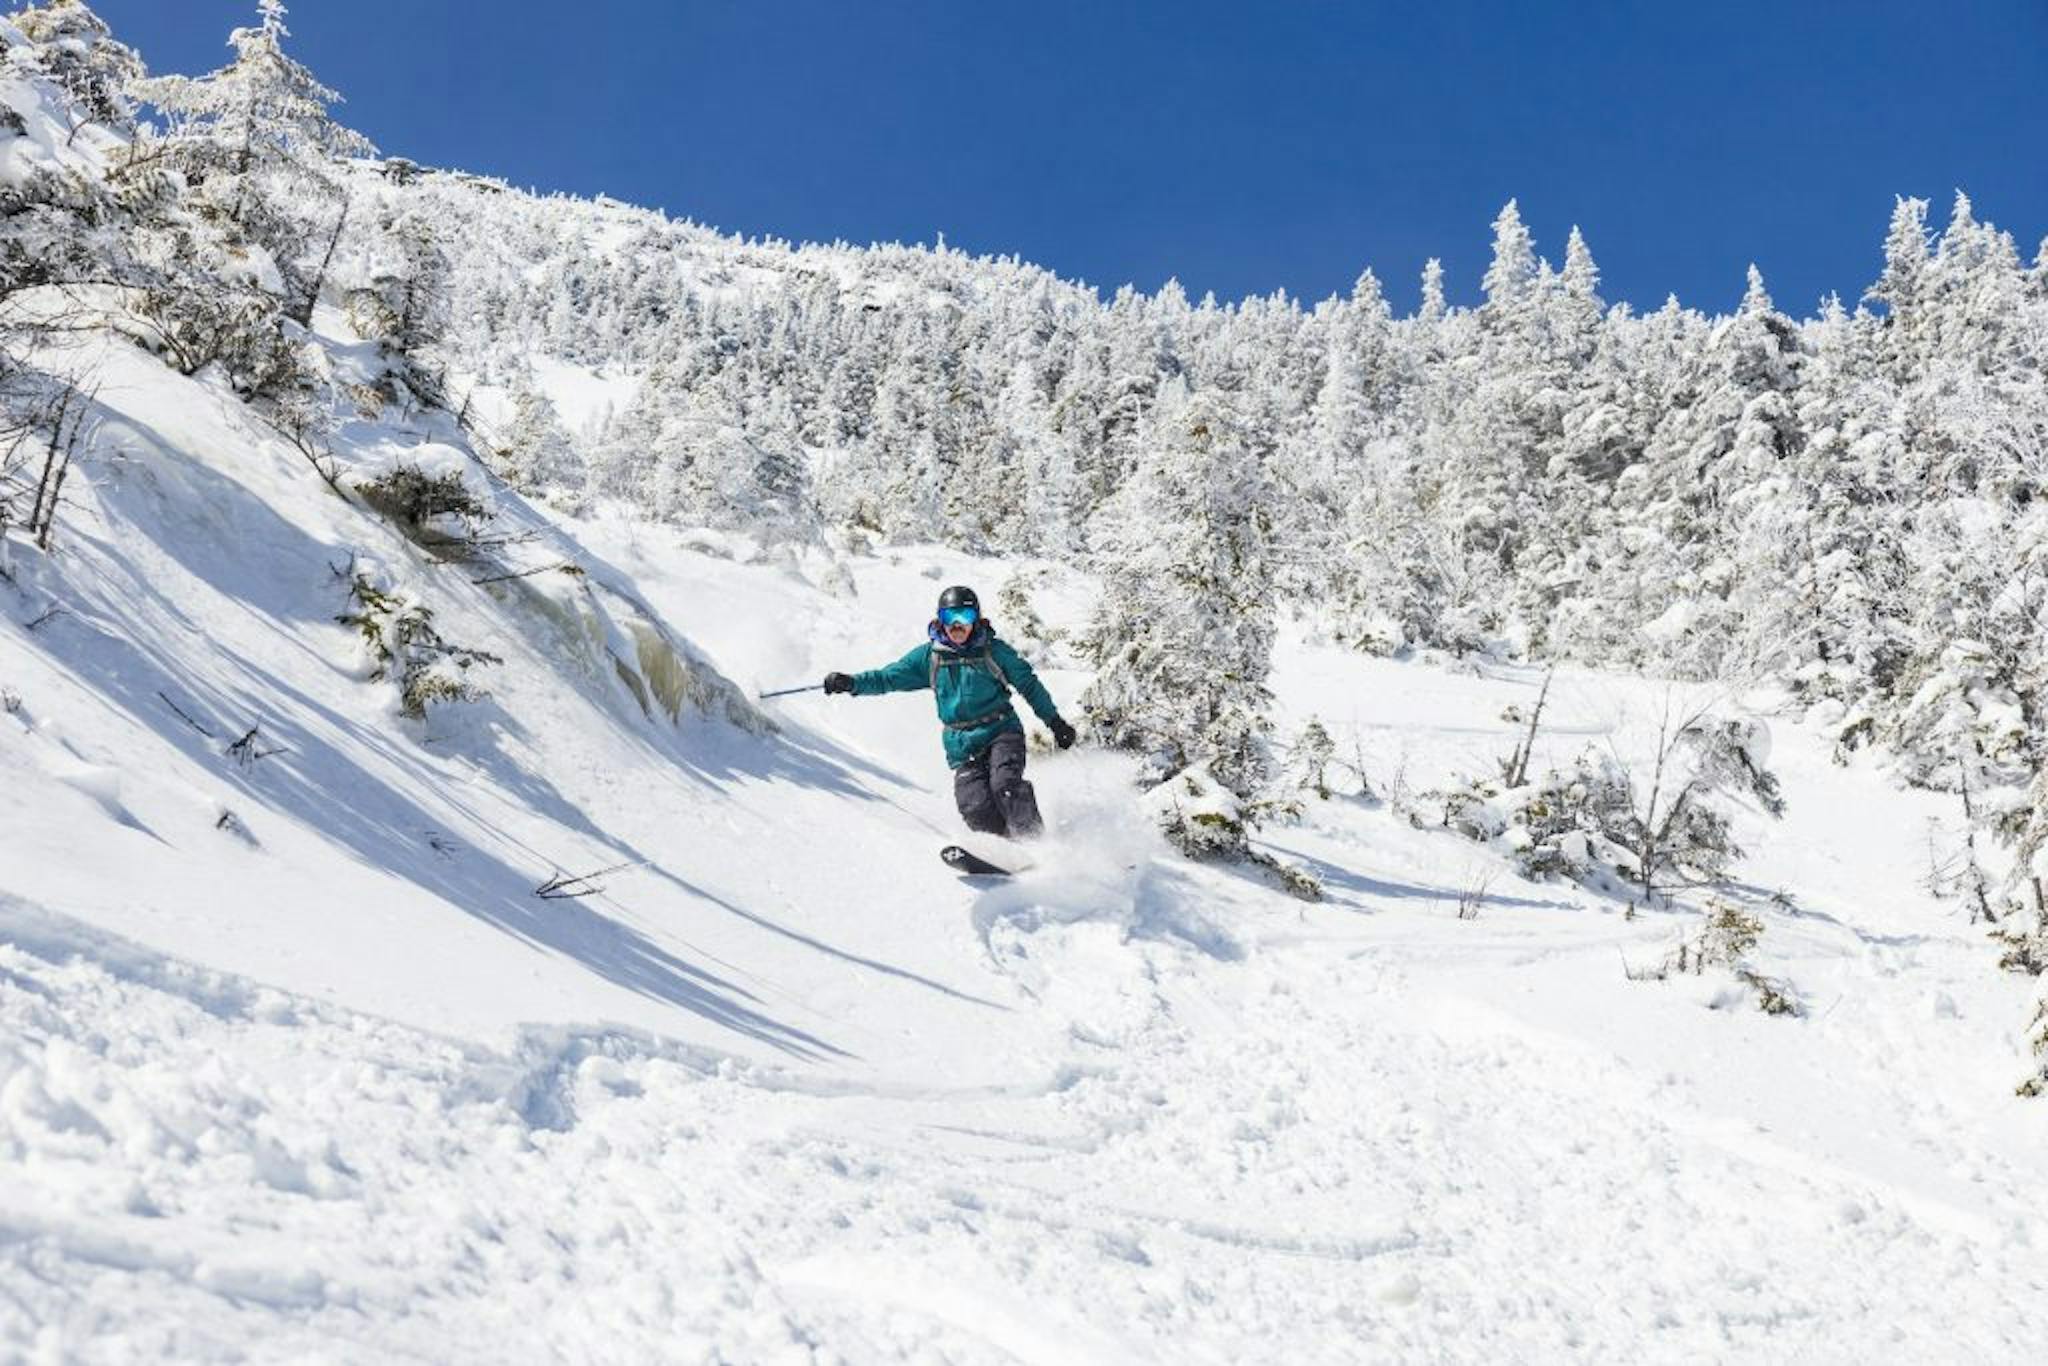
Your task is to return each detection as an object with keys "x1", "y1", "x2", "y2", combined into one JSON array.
[
  {"x1": 1050, "y1": 717, "x2": 1077, "y2": 749},
  {"x1": 823, "y1": 672, "x2": 854, "y2": 696}
]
